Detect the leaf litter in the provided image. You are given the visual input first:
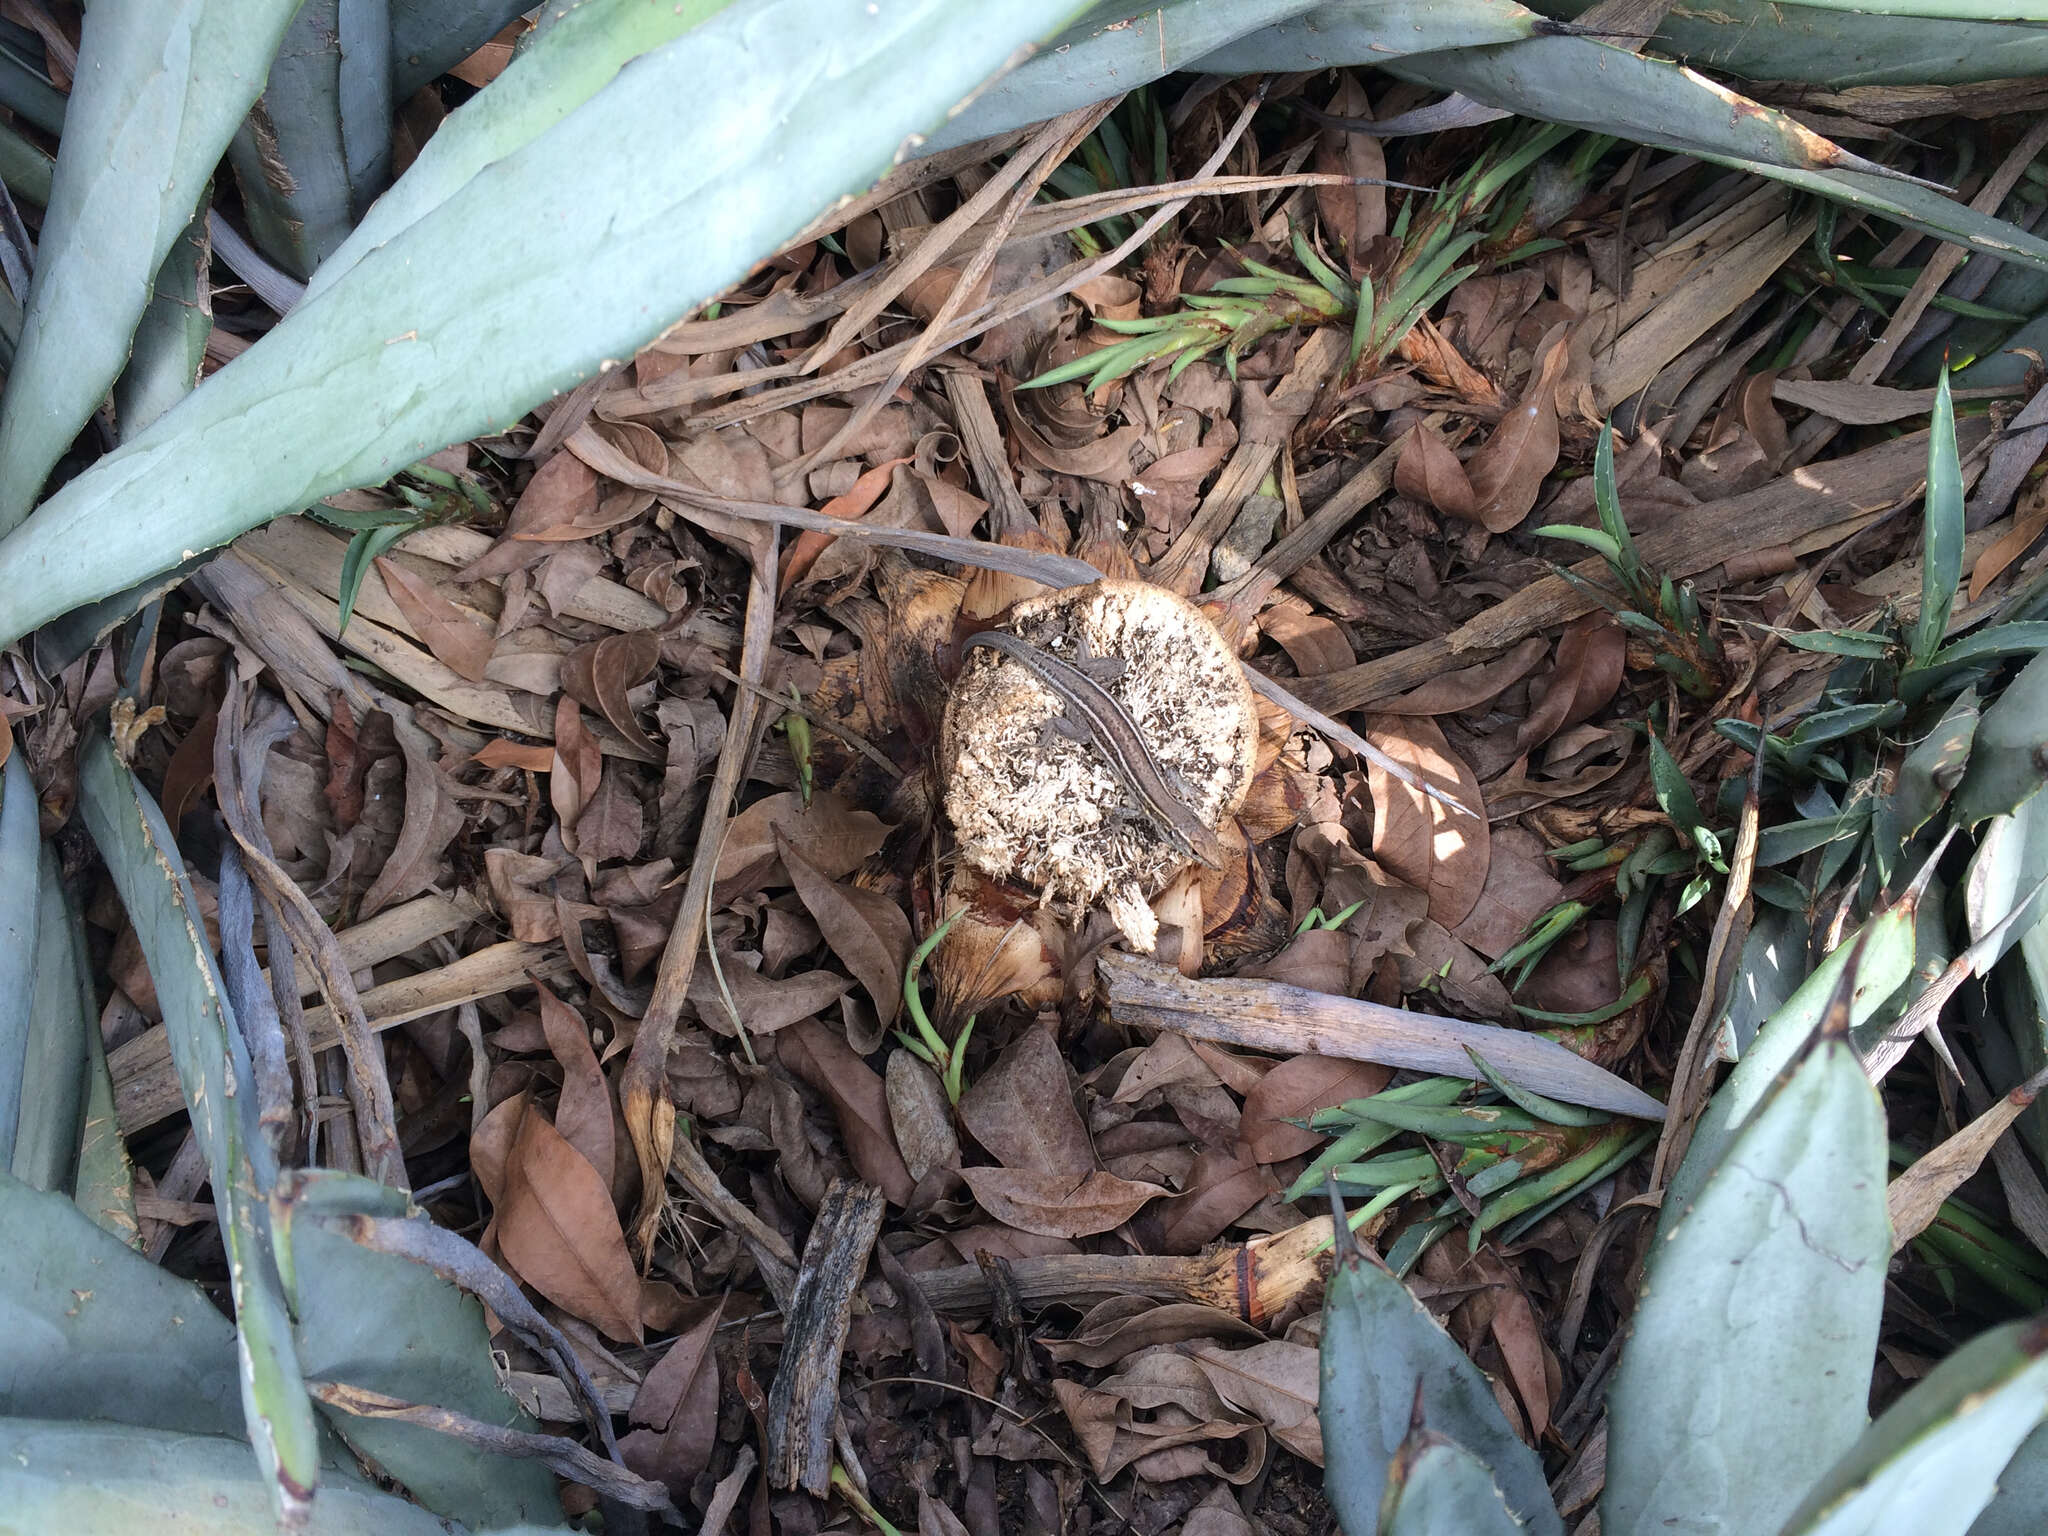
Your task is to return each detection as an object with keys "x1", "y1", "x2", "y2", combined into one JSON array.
[{"x1": 15, "y1": 55, "x2": 2048, "y2": 1536}]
